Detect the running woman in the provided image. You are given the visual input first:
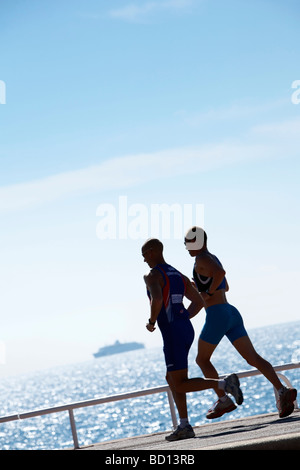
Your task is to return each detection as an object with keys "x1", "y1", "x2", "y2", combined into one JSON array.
[
  {"x1": 142, "y1": 238, "x2": 244, "y2": 441},
  {"x1": 184, "y1": 226, "x2": 297, "y2": 419}
]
